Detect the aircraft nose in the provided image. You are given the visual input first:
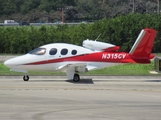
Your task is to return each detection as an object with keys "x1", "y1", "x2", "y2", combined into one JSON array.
[{"x1": 4, "y1": 59, "x2": 13, "y2": 67}]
